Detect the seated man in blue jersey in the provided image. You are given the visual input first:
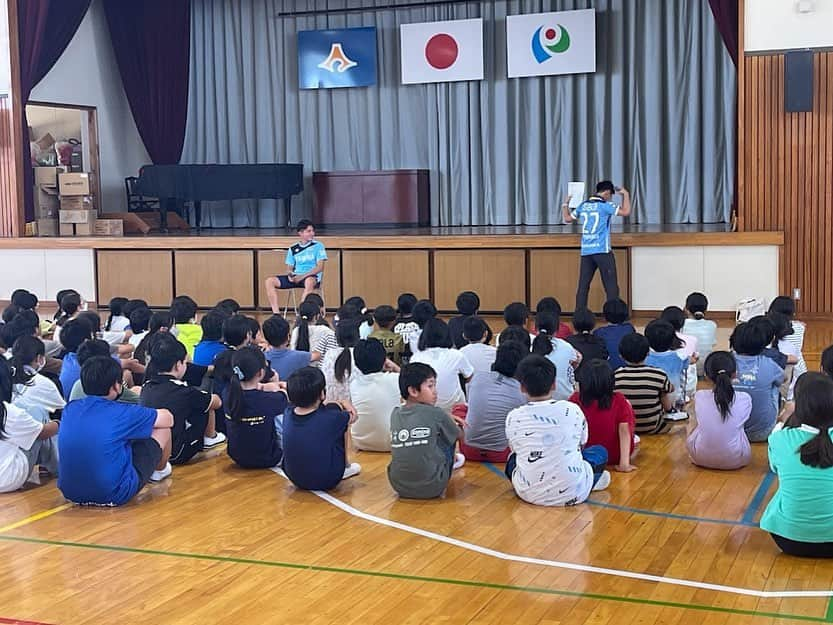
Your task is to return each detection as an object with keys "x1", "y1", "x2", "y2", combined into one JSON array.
[
  {"x1": 265, "y1": 219, "x2": 328, "y2": 313},
  {"x1": 562, "y1": 180, "x2": 631, "y2": 310}
]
